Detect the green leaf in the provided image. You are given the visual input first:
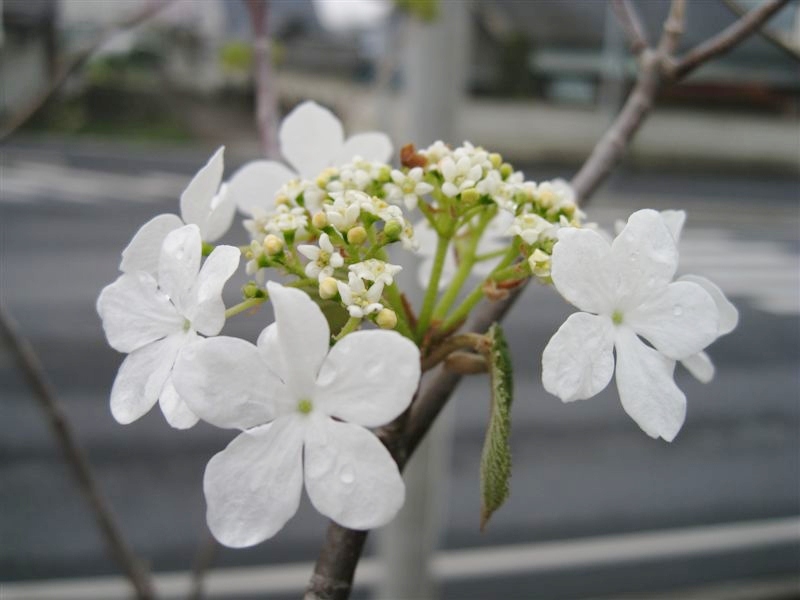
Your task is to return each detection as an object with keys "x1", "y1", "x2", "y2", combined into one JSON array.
[{"x1": 480, "y1": 323, "x2": 513, "y2": 531}]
